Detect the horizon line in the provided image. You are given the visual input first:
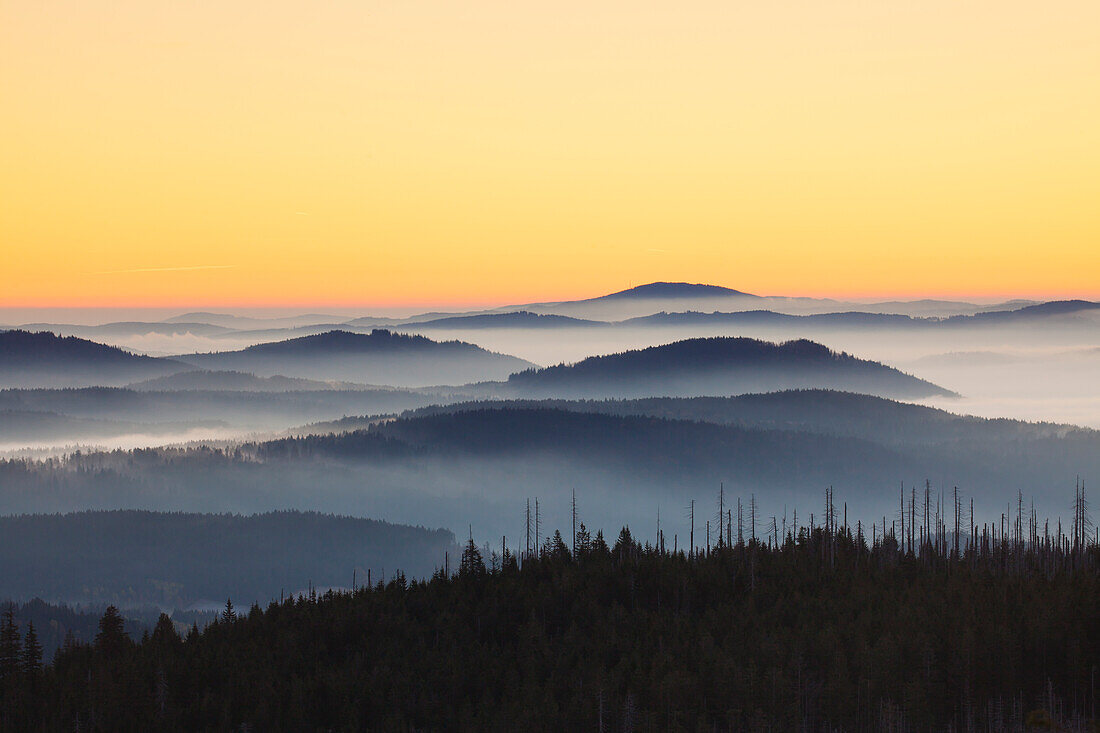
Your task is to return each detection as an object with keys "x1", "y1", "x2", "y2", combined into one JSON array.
[{"x1": 2, "y1": 289, "x2": 1099, "y2": 312}]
